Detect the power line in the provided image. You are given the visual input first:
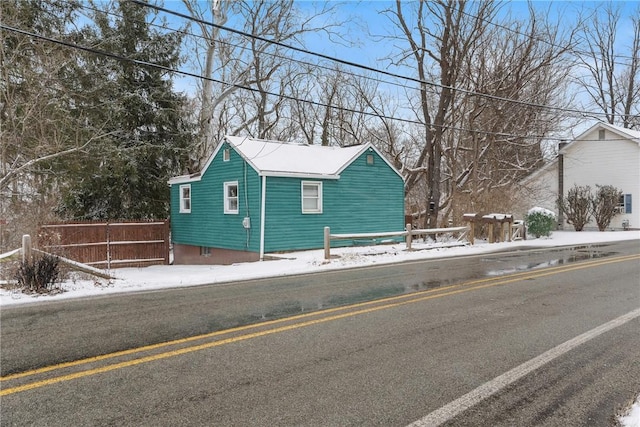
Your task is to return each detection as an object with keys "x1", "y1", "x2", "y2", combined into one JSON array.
[
  {"x1": 70, "y1": 1, "x2": 421, "y2": 93},
  {"x1": 133, "y1": 0, "x2": 635, "y2": 119},
  {"x1": 72, "y1": 0, "x2": 640, "y2": 122},
  {"x1": 2, "y1": 23, "x2": 636, "y2": 142},
  {"x1": 0, "y1": 23, "x2": 418, "y2": 126},
  {"x1": 449, "y1": 2, "x2": 639, "y2": 65}
]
